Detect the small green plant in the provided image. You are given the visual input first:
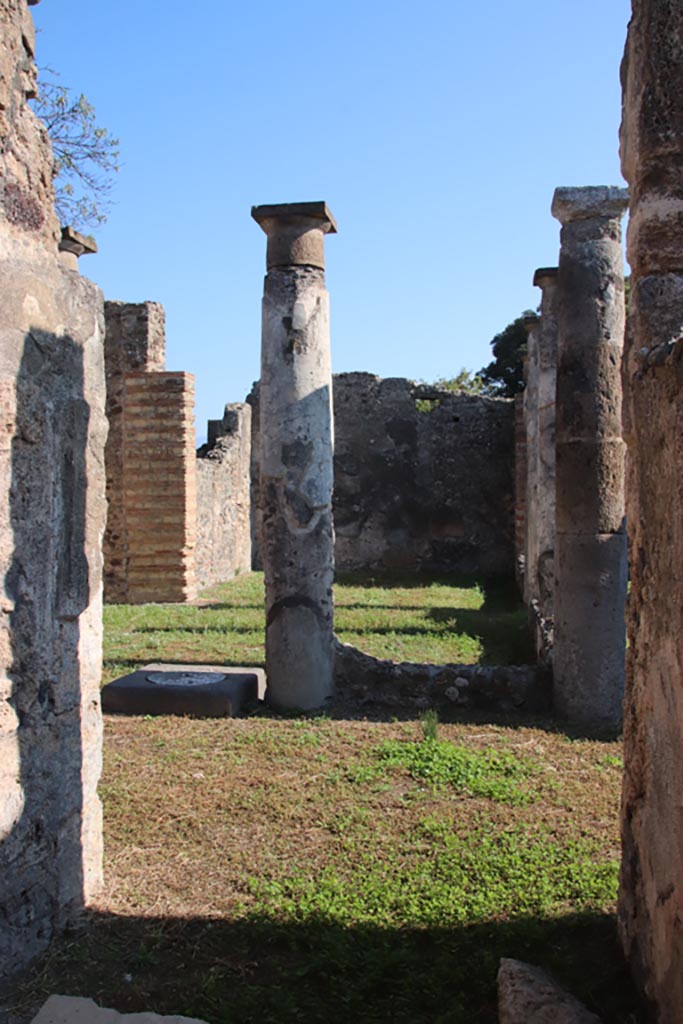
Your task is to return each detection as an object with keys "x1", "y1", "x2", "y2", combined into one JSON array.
[
  {"x1": 420, "y1": 709, "x2": 439, "y2": 742},
  {"x1": 376, "y1": 738, "x2": 536, "y2": 804}
]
